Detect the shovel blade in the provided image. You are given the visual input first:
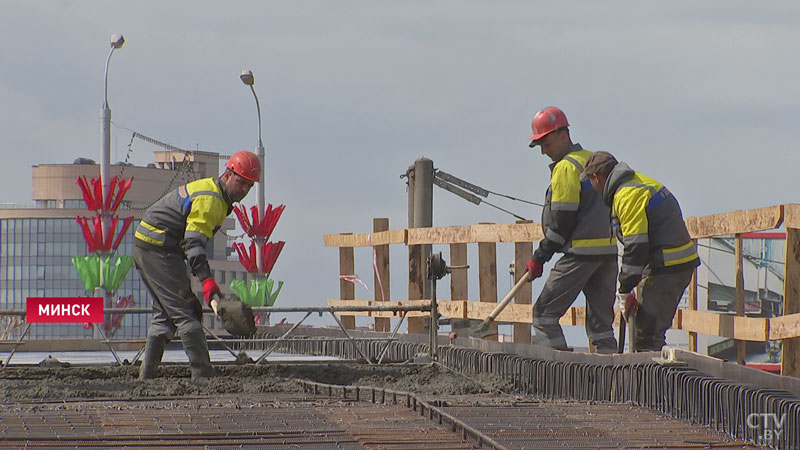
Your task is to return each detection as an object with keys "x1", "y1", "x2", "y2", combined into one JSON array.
[
  {"x1": 216, "y1": 297, "x2": 256, "y2": 337},
  {"x1": 468, "y1": 318, "x2": 496, "y2": 339}
]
